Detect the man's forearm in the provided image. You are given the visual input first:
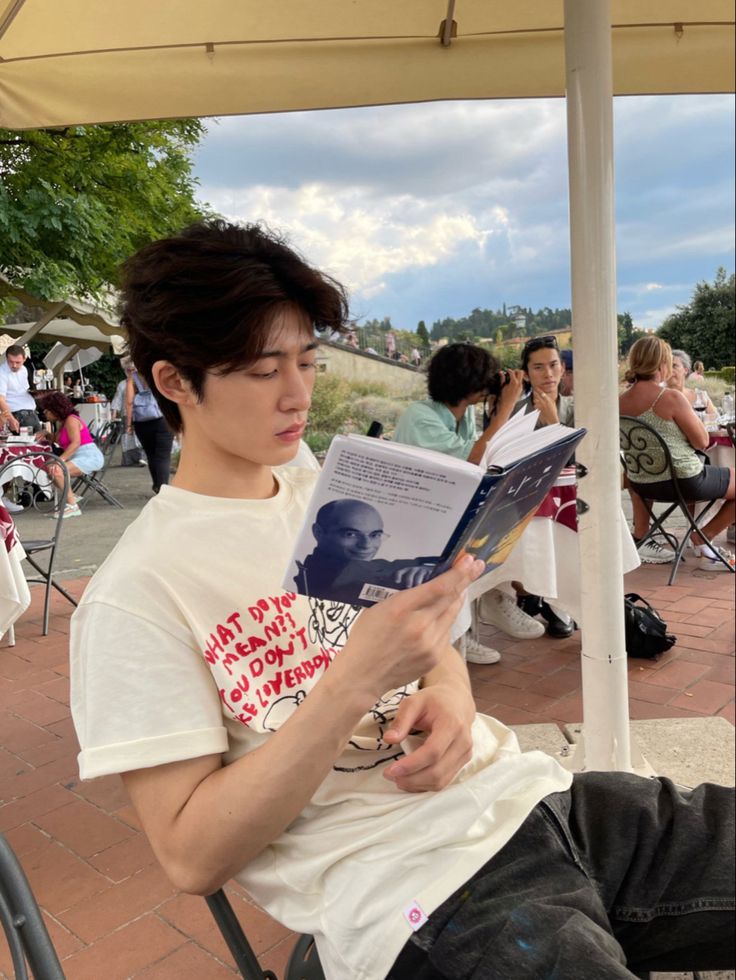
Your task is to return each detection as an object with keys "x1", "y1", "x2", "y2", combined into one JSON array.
[
  {"x1": 421, "y1": 642, "x2": 472, "y2": 696},
  {"x1": 124, "y1": 656, "x2": 383, "y2": 895}
]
